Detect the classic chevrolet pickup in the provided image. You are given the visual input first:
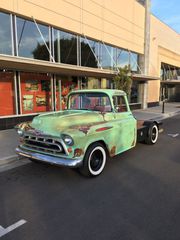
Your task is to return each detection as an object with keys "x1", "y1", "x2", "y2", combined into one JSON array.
[{"x1": 16, "y1": 89, "x2": 161, "y2": 177}]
